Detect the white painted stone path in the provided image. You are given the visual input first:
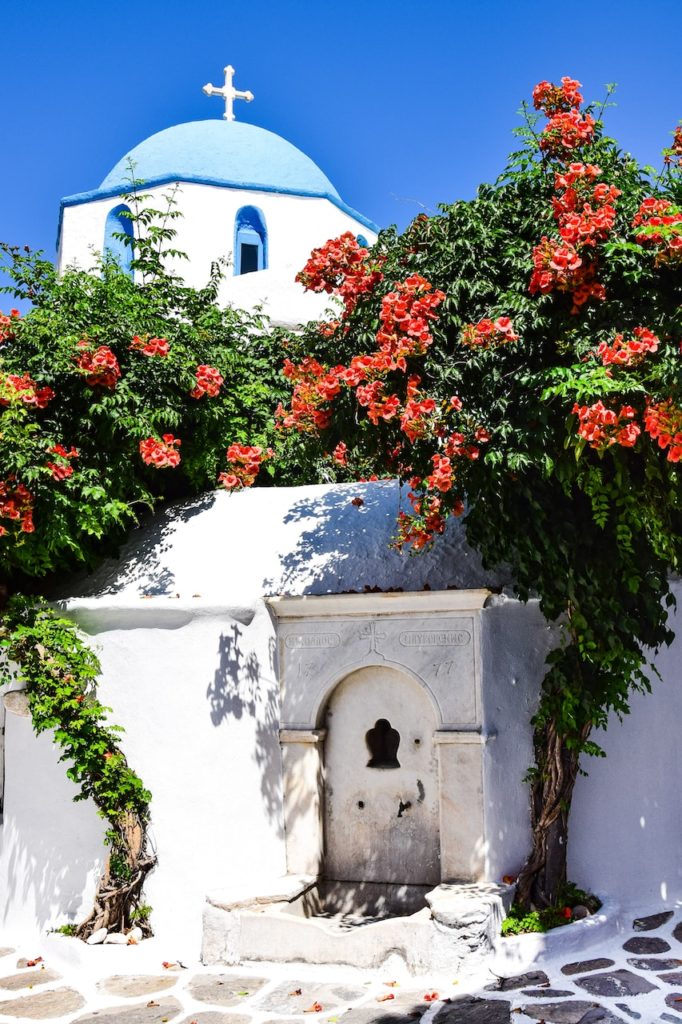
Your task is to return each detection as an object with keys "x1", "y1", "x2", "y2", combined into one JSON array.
[{"x1": 2, "y1": 906, "x2": 682, "y2": 1022}]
